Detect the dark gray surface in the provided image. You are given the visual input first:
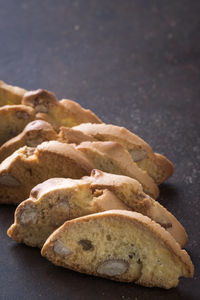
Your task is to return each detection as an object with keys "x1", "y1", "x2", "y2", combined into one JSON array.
[{"x1": 0, "y1": 0, "x2": 200, "y2": 299}]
